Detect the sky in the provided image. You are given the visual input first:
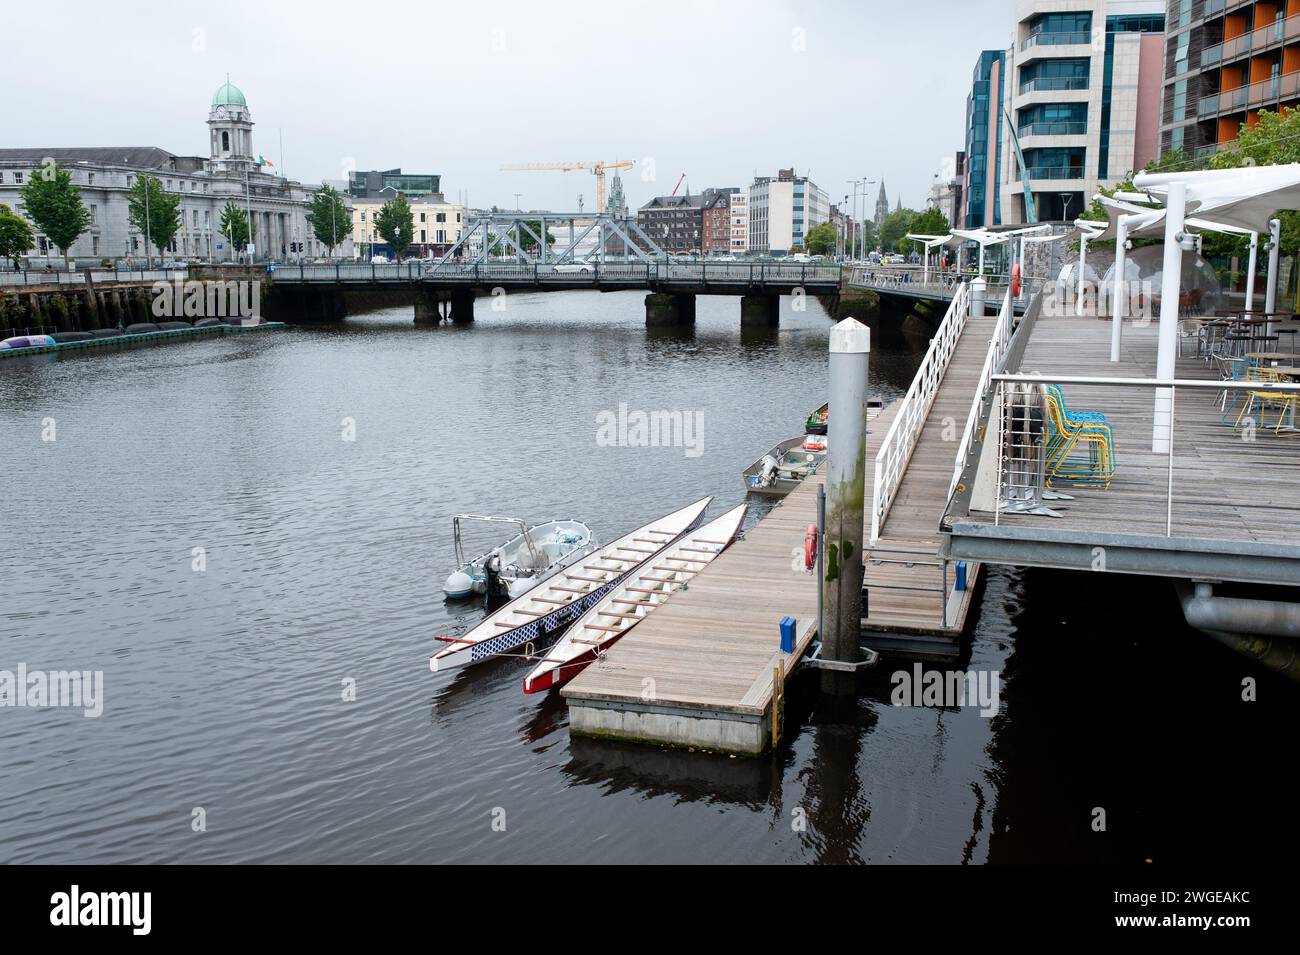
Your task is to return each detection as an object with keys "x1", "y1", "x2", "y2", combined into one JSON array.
[{"x1": 3, "y1": 0, "x2": 1013, "y2": 216}]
